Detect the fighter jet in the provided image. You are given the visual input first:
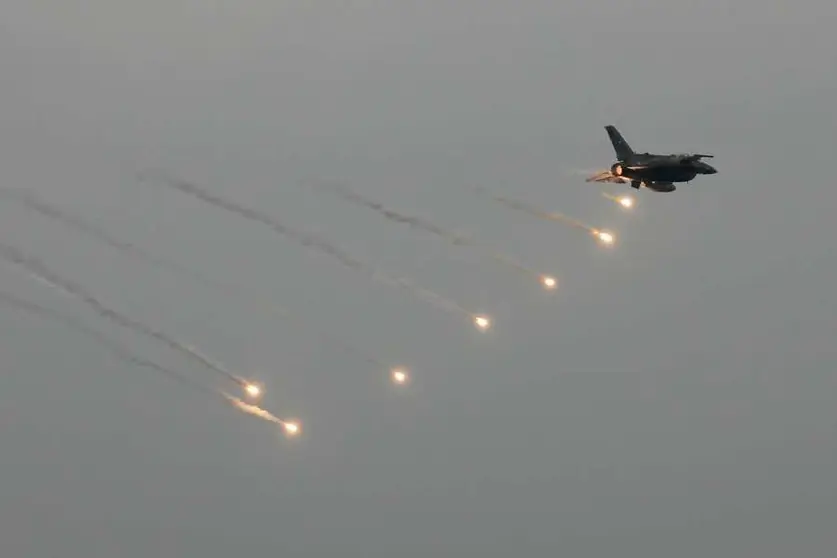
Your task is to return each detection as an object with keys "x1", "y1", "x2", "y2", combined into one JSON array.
[{"x1": 586, "y1": 125, "x2": 717, "y2": 192}]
